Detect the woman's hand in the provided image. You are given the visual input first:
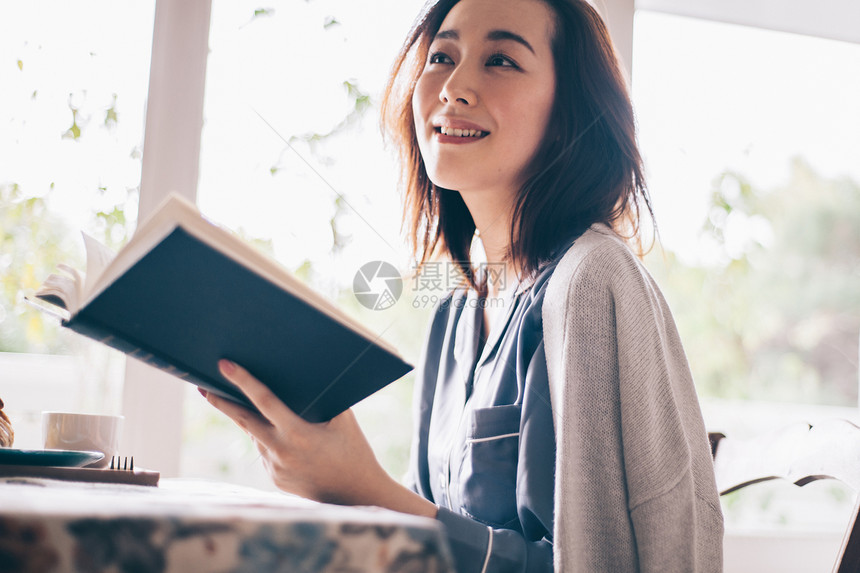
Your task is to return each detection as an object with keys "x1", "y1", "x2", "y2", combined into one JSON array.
[{"x1": 202, "y1": 360, "x2": 437, "y2": 518}]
